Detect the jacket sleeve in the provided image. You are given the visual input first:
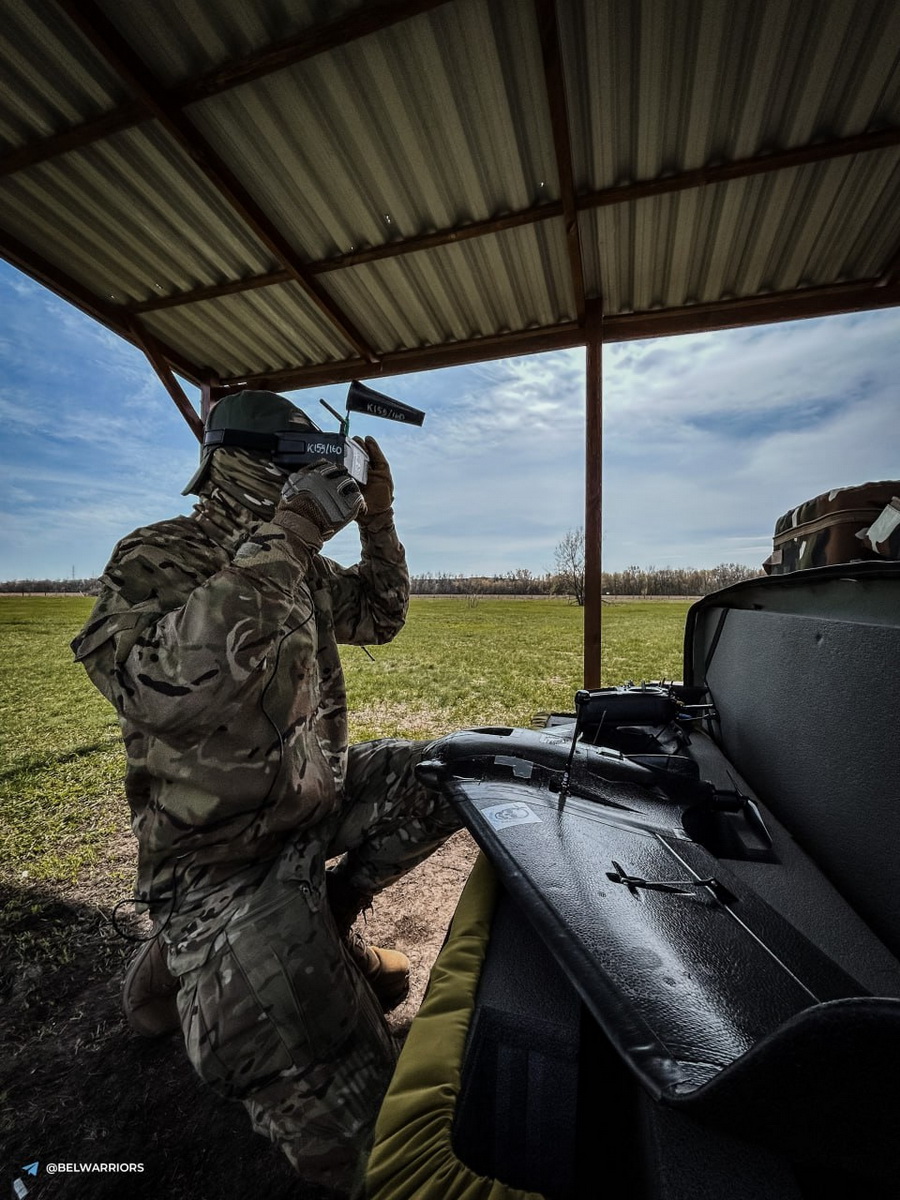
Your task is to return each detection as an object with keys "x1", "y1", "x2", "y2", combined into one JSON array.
[
  {"x1": 71, "y1": 522, "x2": 319, "y2": 743},
  {"x1": 323, "y1": 512, "x2": 409, "y2": 645}
]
